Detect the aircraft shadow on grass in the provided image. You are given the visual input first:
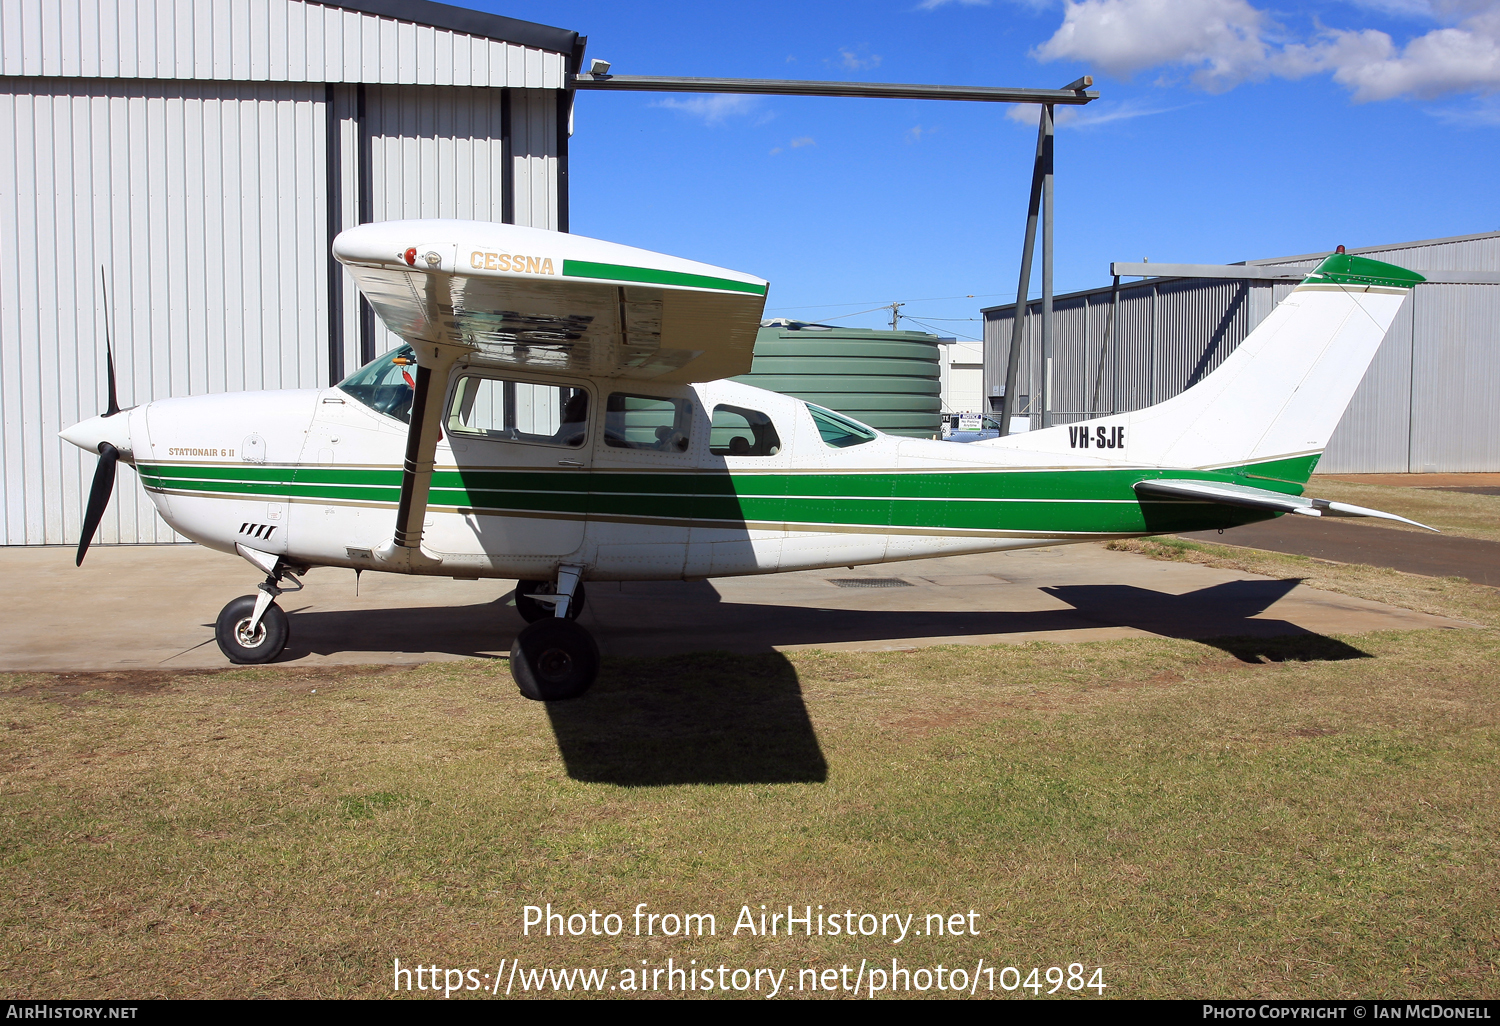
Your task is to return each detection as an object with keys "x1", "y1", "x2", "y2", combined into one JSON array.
[
  {"x1": 543, "y1": 649, "x2": 828, "y2": 787},
  {"x1": 267, "y1": 574, "x2": 1366, "y2": 785}
]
